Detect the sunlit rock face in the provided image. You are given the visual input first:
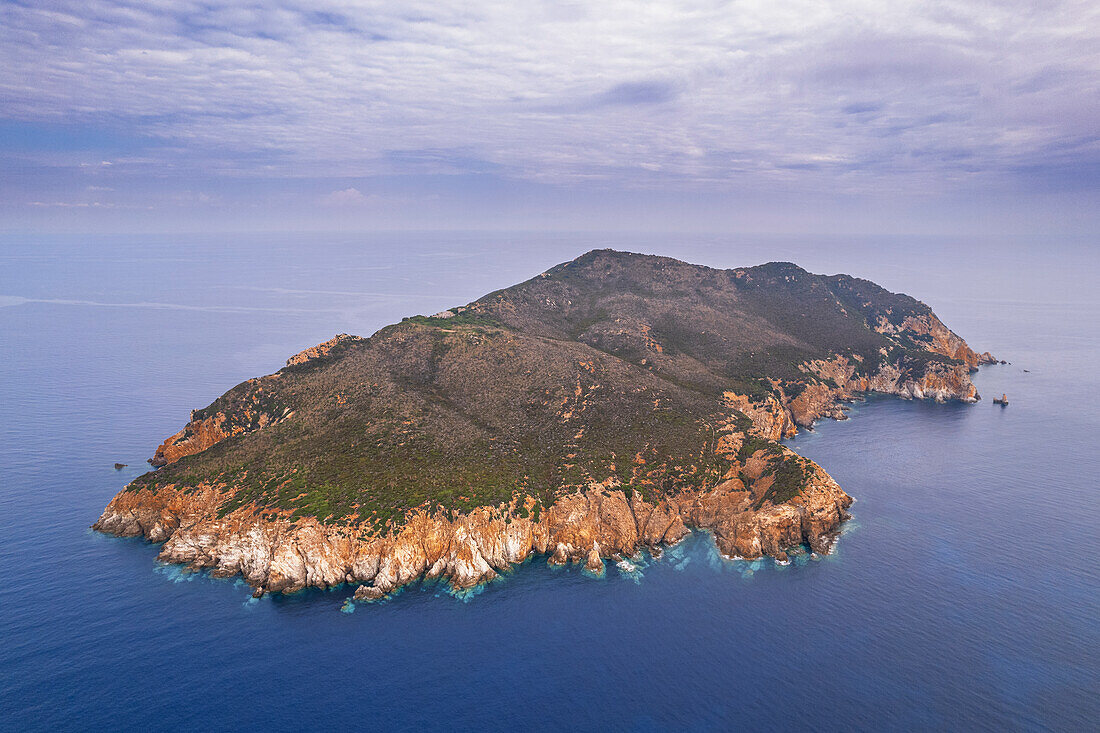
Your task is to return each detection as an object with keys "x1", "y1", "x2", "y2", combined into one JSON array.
[{"x1": 95, "y1": 458, "x2": 853, "y2": 599}]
